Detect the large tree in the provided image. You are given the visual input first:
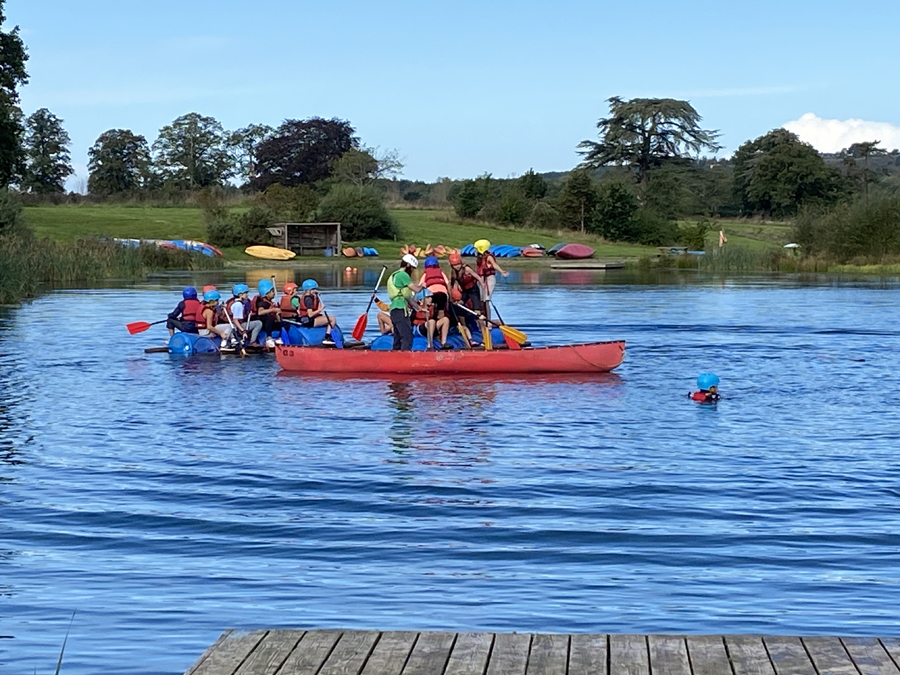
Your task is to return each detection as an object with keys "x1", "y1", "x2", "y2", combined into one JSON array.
[
  {"x1": 252, "y1": 117, "x2": 356, "y2": 190},
  {"x1": 578, "y1": 97, "x2": 721, "y2": 188},
  {"x1": 152, "y1": 112, "x2": 233, "y2": 189},
  {"x1": 843, "y1": 140, "x2": 886, "y2": 206},
  {"x1": 0, "y1": 1, "x2": 28, "y2": 187},
  {"x1": 87, "y1": 129, "x2": 152, "y2": 195},
  {"x1": 22, "y1": 108, "x2": 72, "y2": 193},
  {"x1": 227, "y1": 123, "x2": 273, "y2": 187},
  {"x1": 556, "y1": 169, "x2": 597, "y2": 232},
  {"x1": 733, "y1": 129, "x2": 848, "y2": 218}
]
